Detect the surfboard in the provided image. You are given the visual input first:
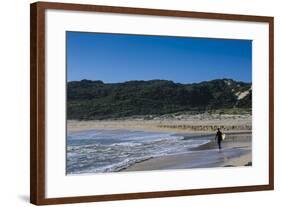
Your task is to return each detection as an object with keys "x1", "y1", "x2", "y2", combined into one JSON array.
[{"x1": 222, "y1": 133, "x2": 226, "y2": 140}]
